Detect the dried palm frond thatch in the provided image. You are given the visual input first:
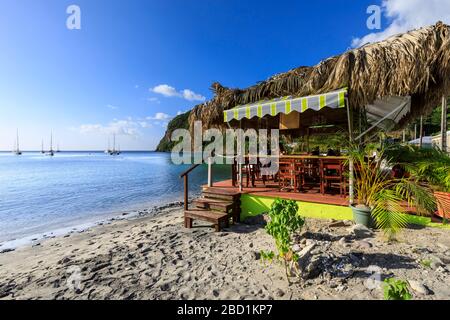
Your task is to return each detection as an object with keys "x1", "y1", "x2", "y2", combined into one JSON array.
[{"x1": 189, "y1": 21, "x2": 450, "y2": 130}]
